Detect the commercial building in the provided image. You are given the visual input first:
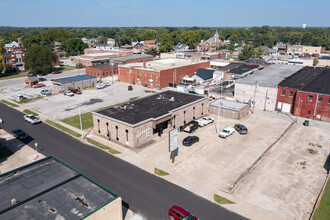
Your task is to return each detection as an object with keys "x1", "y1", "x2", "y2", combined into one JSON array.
[
  {"x1": 209, "y1": 99, "x2": 249, "y2": 119},
  {"x1": 0, "y1": 156, "x2": 122, "y2": 220},
  {"x1": 110, "y1": 54, "x2": 153, "y2": 65},
  {"x1": 84, "y1": 48, "x2": 133, "y2": 57},
  {"x1": 317, "y1": 56, "x2": 330, "y2": 67},
  {"x1": 24, "y1": 77, "x2": 39, "y2": 88},
  {"x1": 71, "y1": 52, "x2": 121, "y2": 67},
  {"x1": 235, "y1": 65, "x2": 303, "y2": 111},
  {"x1": 276, "y1": 66, "x2": 330, "y2": 122},
  {"x1": 86, "y1": 64, "x2": 118, "y2": 78},
  {"x1": 217, "y1": 63, "x2": 260, "y2": 80},
  {"x1": 286, "y1": 45, "x2": 323, "y2": 56},
  {"x1": 118, "y1": 58, "x2": 210, "y2": 88},
  {"x1": 51, "y1": 75, "x2": 97, "y2": 91},
  {"x1": 3, "y1": 38, "x2": 25, "y2": 71},
  {"x1": 92, "y1": 91, "x2": 207, "y2": 148}
]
